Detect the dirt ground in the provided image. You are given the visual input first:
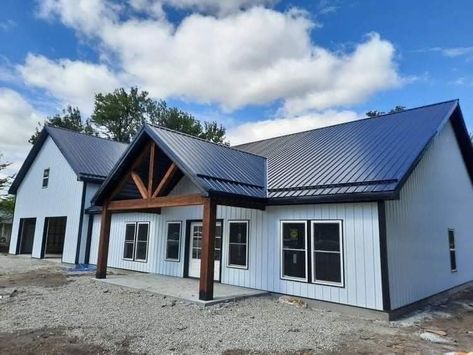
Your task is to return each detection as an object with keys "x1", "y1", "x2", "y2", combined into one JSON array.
[{"x1": 1, "y1": 254, "x2": 473, "y2": 354}]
